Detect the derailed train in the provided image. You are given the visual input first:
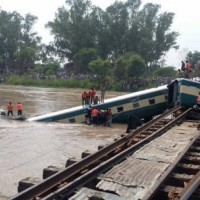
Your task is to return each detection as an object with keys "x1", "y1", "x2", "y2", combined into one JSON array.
[
  {"x1": 94, "y1": 78, "x2": 200, "y2": 124},
  {"x1": 27, "y1": 78, "x2": 200, "y2": 124},
  {"x1": 168, "y1": 78, "x2": 200, "y2": 107}
]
